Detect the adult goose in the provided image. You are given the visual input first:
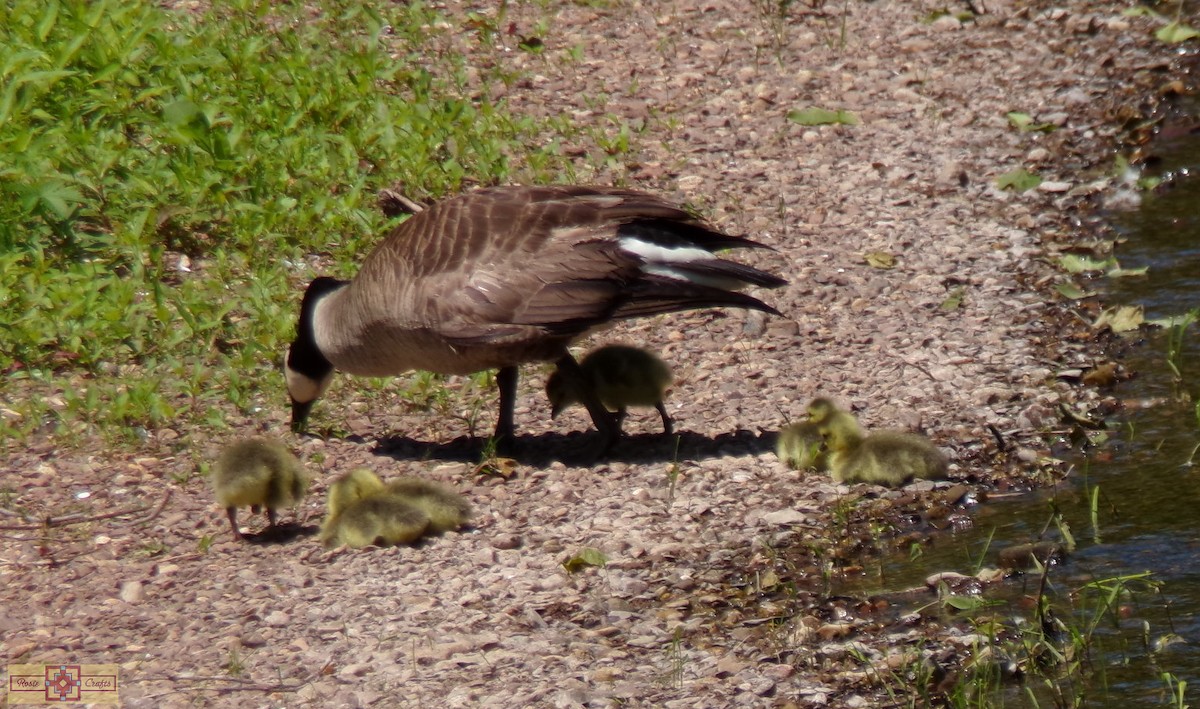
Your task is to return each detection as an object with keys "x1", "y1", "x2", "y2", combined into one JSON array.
[{"x1": 285, "y1": 185, "x2": 786, "y2": 449}]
